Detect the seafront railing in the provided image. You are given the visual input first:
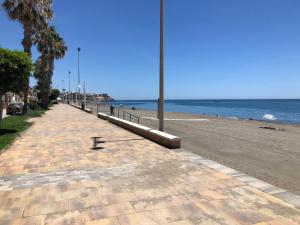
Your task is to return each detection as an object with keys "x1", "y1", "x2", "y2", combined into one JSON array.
[
  {"x1": 91, "y1": 102, "x2": 141, "y2": 124},
  {"x1": 115, "y1": 108, "x2": 140, "y2": 124}
]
